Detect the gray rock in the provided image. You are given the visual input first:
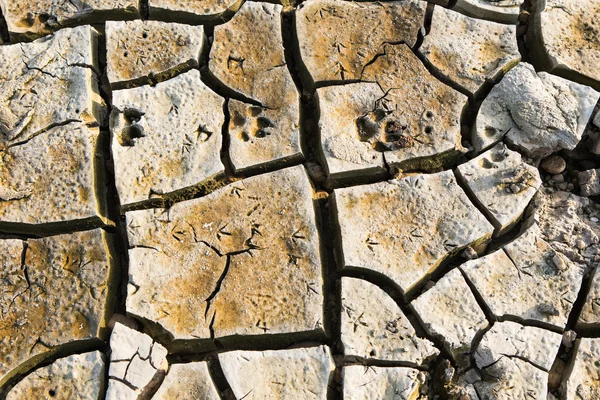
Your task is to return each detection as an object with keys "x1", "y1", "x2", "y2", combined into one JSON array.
[
  {"x1": 209, "y1": 2, "x2": 302, "y2": 172},
  {"x1": 333, "y1": 170, "x2": 494, "y2": 295},
  {"x1": 411, "y1": 269, "x2": 489, "y2": 361},
  {"x1": 563, "y1": 338, "x2": 600, "y2": 399},
  {"x1": 125, "y1": 166, "x2": 324, "y2": 339},
  {"x1": 341, "y1": 277, "x2": 438, "y2": 364},
  {"x1": 152, "y1": 362, "x2": 220, "y2": 400},
  {"x1": 296, "y1": 0, "x2": 426, "y2": 88},
  {"x1": 457, "y1": 143, "x2": 541, "y2": 235},
  {"x1": 578, "y1": 169, "x2": 600, "y2": 197},
  {"x1": 106, "y1": 323, "x2": 168, "y2": 400},
  {"x1": 219, "y1": 347, "x2": 334, "y2": 400},
  {"x1": 0, "y1": 230, "x2": 112, "y2": 387},
  {"x1": 343, "y1": 366, "x2": 428, "y2": 400},
  {"x1": 6, "y1": 352, "x2": 105, "y2": 400},
  {"x1": 453, "y1": 0, "x2": 524, "y2": 24},
  {"x1": 111, "y1": 70, "x2": 224, "y2": 205},
  {"x1": 420, "y1": 7, "x2": 520, "y2": 97},
  {"x1": 106, "y1": 20, "x2": 205, "y2": 88},
  {"x1": 472, "y1": 63, "x2": 599, "y2": 157}
]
